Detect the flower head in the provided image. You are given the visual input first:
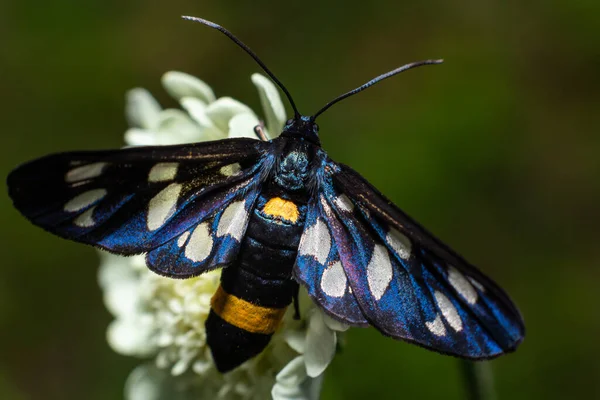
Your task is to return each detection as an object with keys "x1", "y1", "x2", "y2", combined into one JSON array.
[{"x1": 99, "y1": 71, "x2": 346, "y2": 399}]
